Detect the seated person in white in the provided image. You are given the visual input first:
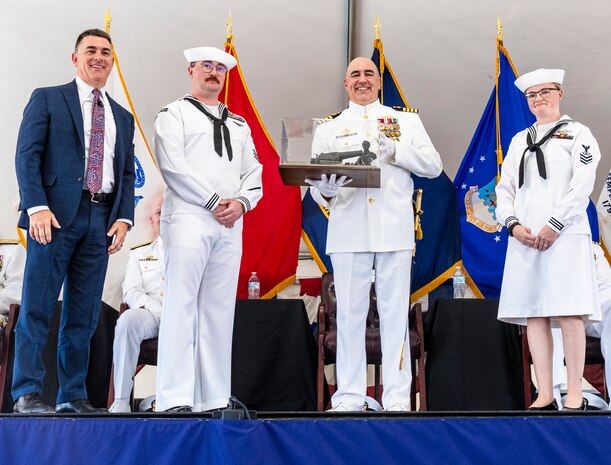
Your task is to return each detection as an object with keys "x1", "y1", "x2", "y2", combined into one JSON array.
[
  {"x1": 551, "y1": 242, "x2": 611, "y2": 409},
  {"x1": 109, "y1": 196, "x2": 164, "y2": 413},
  {"x1": 0, "y1": 238, "x2": 26, "y2": 331}
]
